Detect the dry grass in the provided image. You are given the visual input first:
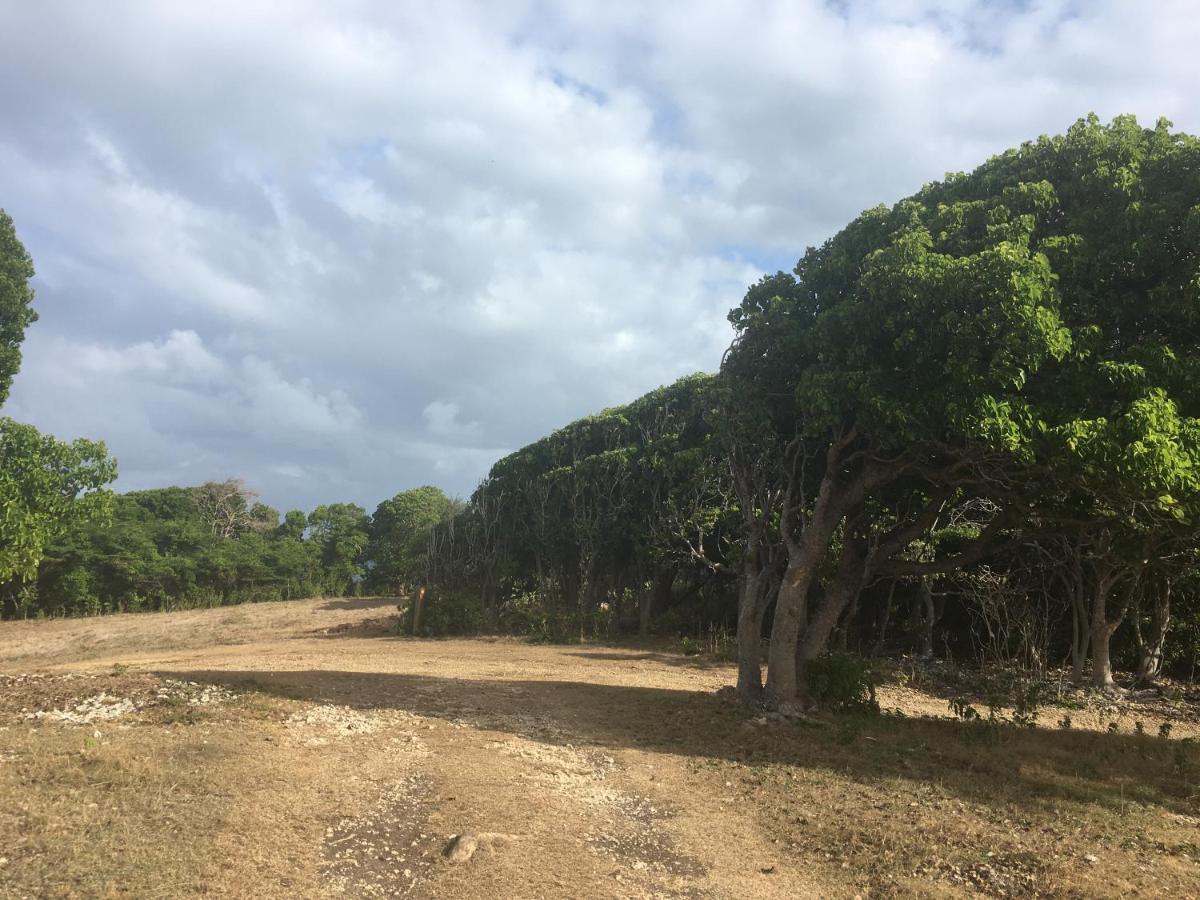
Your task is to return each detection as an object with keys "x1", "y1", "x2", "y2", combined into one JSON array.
[{"x1": 1, "y1": 598, "x2": 1198, "y2": 898}]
